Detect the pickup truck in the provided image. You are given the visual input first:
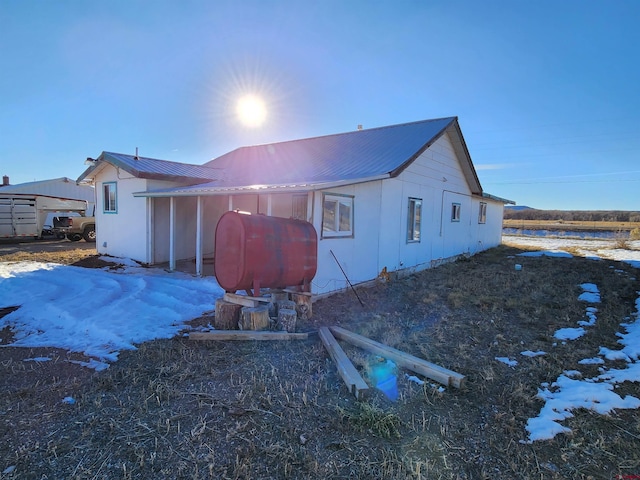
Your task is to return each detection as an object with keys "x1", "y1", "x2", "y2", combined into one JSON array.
[{"x1": 52, "y1": 215, "x2": 96, "y2": 242}]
